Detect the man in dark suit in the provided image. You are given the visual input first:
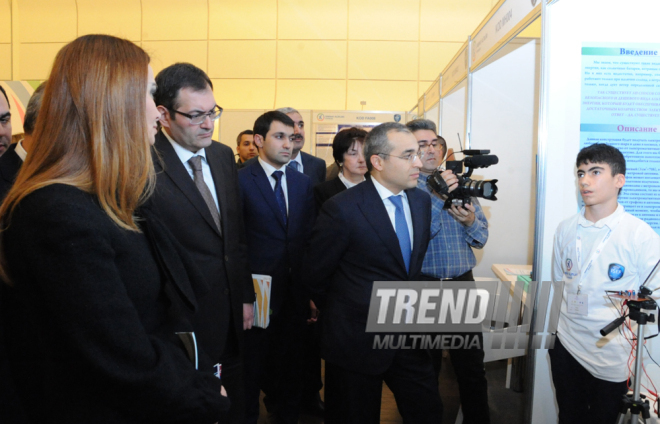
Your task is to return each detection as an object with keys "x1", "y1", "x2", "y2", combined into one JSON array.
[
  {"x1": 242, "y1": 107, "x2": 326, "y2": 188},
  {"x1": 236, "y1": 129, "x2": 256, "y2": 169},
  {"x1": 275, "y1": 106, "x2": 326, "y2": 415},
  {"x1": 1, "y1": 83, "x2": 45, "y2": 424},
  {"x1": 239, "y1": 111, "x2": 315, "y2": 424},
  {"x1": 0, "y1": 83, "x2": 45, "y2": 198},
  {"x1": 146, "y1": 63, "x2": 254, "y2": 424},
  {"x1": 276, "y1": 107, "x2": 326, "y2": 187},
  {"x1": 305, "y1": 122, "x2": 443, "y2": 424}
]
